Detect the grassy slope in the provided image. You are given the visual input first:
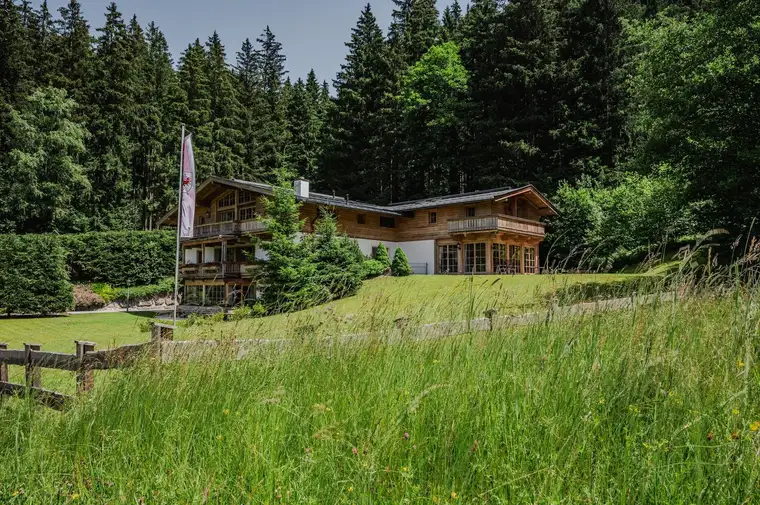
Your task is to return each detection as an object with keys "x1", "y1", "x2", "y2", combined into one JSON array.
[
  {"x1": 0, "y1": 274, "x2": 631, "y2": 349},
  {"x1": 2, "y1": 293, "x2": 759, "y2": 503}
]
